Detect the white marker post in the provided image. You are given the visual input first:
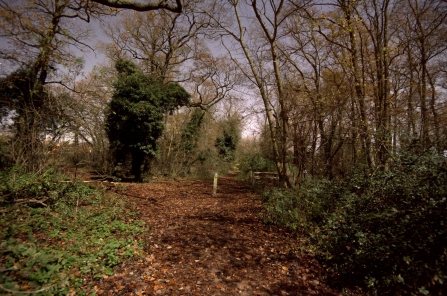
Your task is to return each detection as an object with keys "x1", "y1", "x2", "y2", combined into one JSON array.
[{"x1": 213, "y1": 172, "x2": 218, "y2": 196}]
